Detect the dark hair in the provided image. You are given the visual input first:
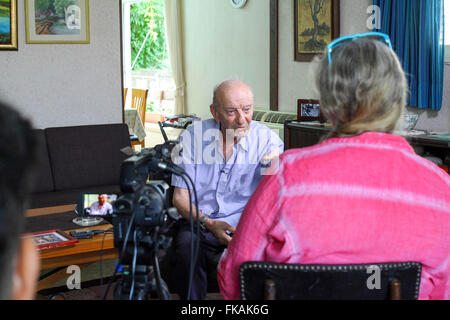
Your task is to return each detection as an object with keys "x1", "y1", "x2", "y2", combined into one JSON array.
[{"x1": 0, "y1": 101, "x2": 39, "y2": 299}]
